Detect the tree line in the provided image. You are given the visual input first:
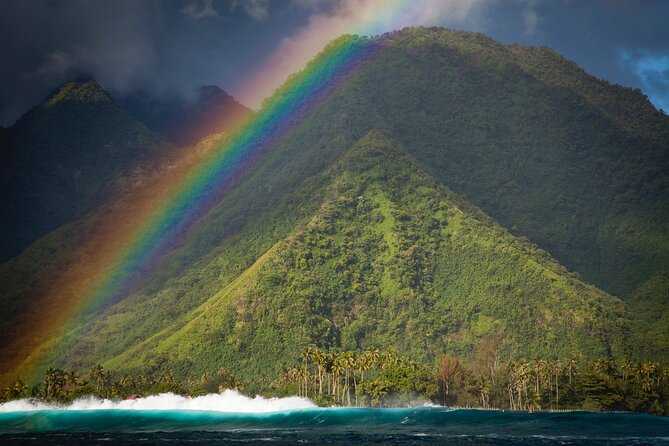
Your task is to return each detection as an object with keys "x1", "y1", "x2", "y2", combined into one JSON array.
[
  {"x1": 2, "y1": 348, "x2": 668, "y2": 416},
  {"x1": 437, "y1": 354, "x2": 669, "y2": 415}
]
